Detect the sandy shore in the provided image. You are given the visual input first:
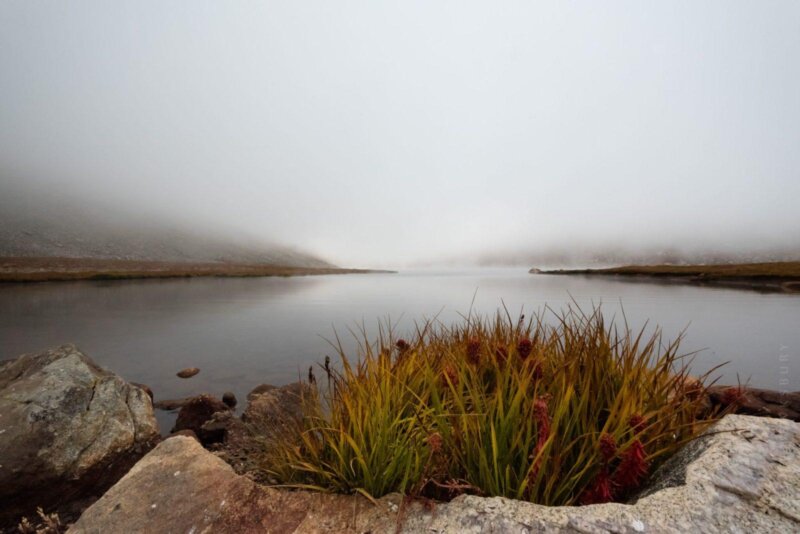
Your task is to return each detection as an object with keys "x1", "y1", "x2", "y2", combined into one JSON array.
[{"x1": 0, "y1": 257, "x2": 391, "y2": 283}]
